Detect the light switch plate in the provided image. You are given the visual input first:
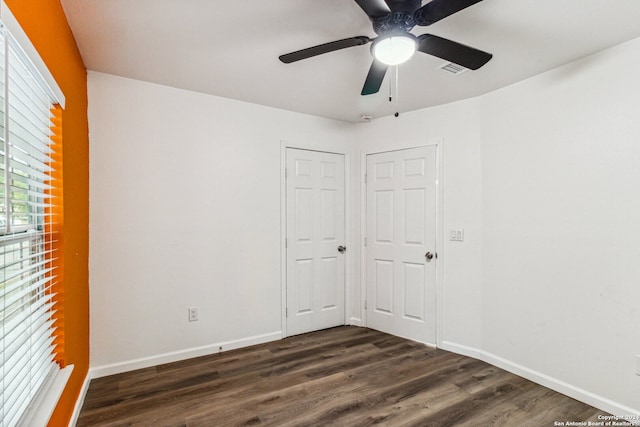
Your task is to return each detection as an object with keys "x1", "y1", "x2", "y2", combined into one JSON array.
[
  {"x1": 188, "y1": 307, "x2": 199, "y2": 322},
  {"x1": 450, "y1": 229, "x2": 464, "y2": 242}
]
